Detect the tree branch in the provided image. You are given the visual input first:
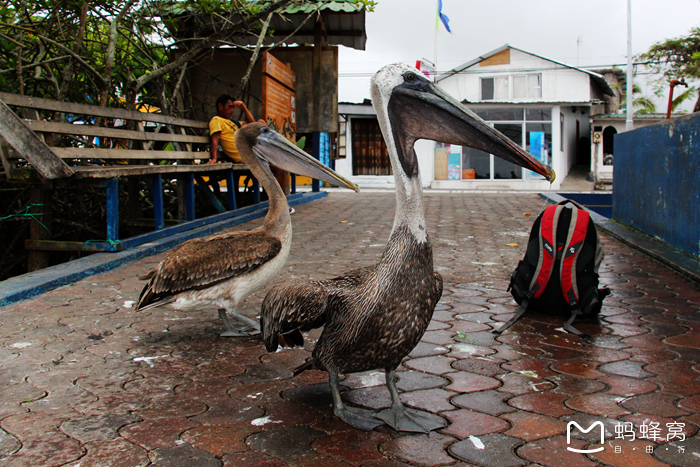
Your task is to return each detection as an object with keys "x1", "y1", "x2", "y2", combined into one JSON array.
[{"x1": 131, "y1": 0, "x2": 294, "y2": 93}]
